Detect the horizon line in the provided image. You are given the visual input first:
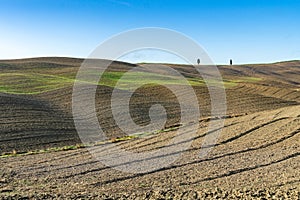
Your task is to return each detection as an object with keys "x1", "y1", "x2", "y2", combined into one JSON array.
[{"x1": 0, "y1": 56, "x2": 299, "y2": 66}]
